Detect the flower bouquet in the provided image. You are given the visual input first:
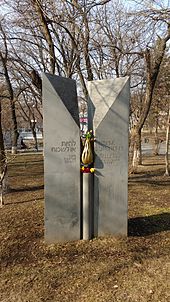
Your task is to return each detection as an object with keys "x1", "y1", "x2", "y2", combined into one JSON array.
[{"x1": 81, "y1": 130, "x2": 94, "y2": 173}]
